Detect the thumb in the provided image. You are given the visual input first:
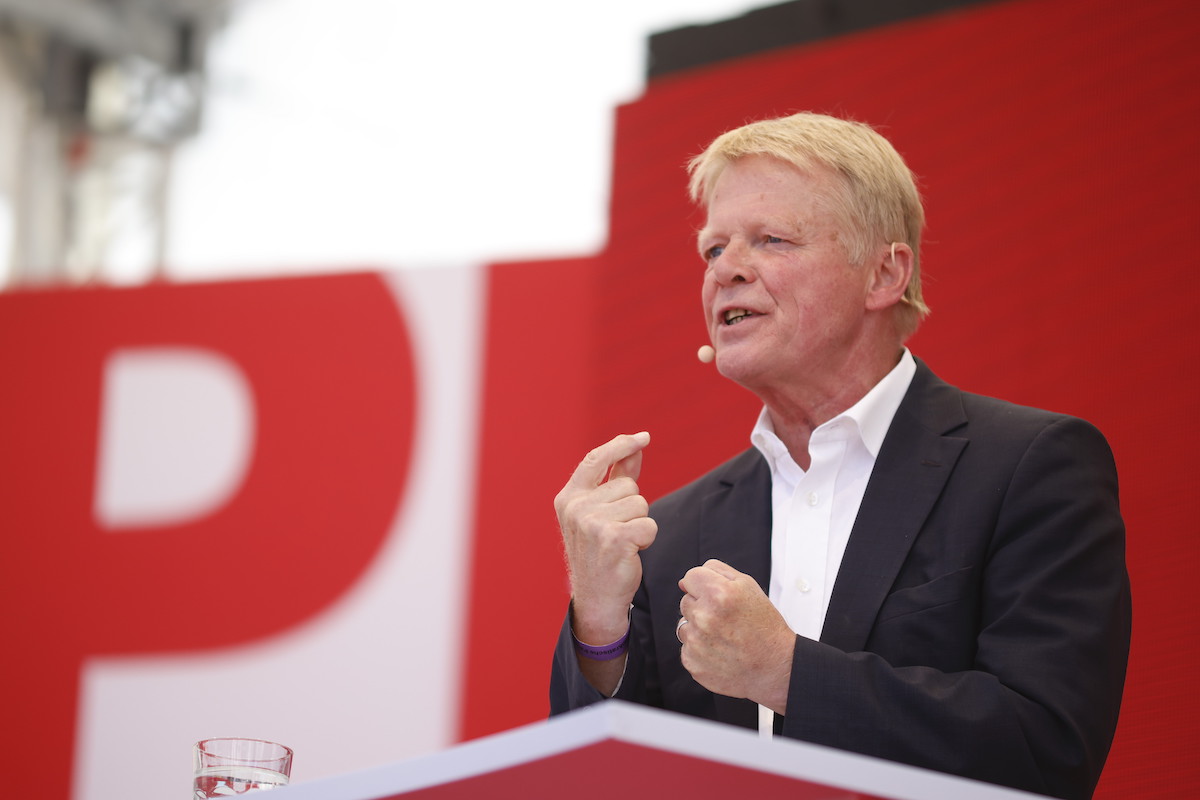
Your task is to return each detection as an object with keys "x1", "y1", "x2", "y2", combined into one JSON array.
[
  {"x1": 702, "y1": 559, "x2": 745, "y2": 582},
  {"x1": 609, "y1": 448, "x2": 643, "y2": 483}
]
